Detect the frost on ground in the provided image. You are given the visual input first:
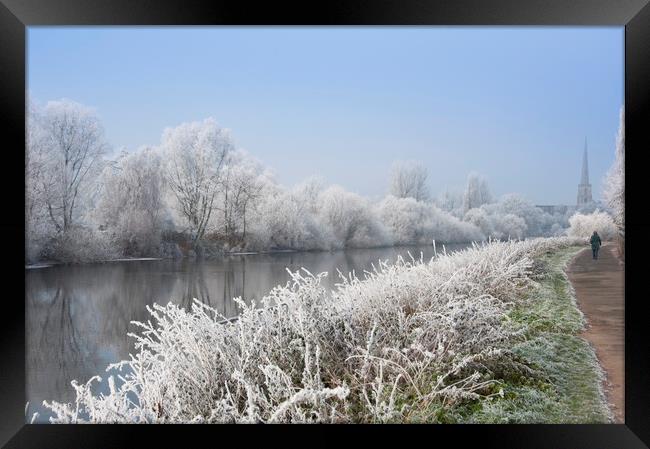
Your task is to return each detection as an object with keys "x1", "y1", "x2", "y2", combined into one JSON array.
[{"x1": 42, "y1": 237, "x2": 610, "y2": 423}]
